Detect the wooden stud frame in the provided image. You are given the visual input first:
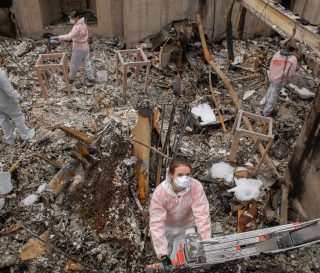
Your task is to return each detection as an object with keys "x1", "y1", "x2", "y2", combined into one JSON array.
[
  {"x1": 115, "y1": 48, "x2": 151, "y2": 98},
  {"x1": 35, "y1": 53, "x2": 71, "y2": 99},
  {"x1": 230, "y1": 110, "x2": 274, "y2": 169}
]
